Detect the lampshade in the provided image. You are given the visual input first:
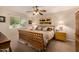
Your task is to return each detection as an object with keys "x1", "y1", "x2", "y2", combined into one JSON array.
[{"x1": 58, "y1": 21, "x2": 64, "y2": 25}]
